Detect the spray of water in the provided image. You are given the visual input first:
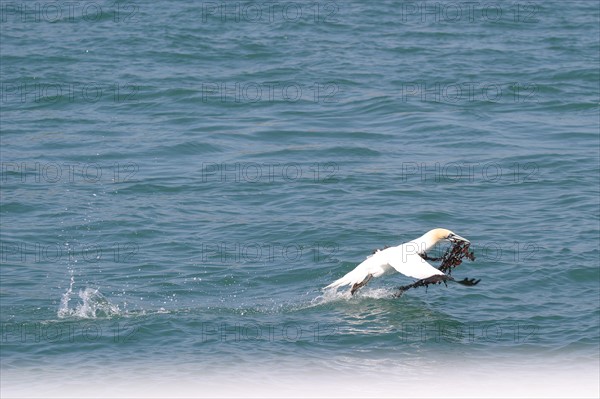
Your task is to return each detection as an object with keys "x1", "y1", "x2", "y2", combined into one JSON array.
[{"x1": 57, "y1": 274, "x2": 120, "y2": 319}]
